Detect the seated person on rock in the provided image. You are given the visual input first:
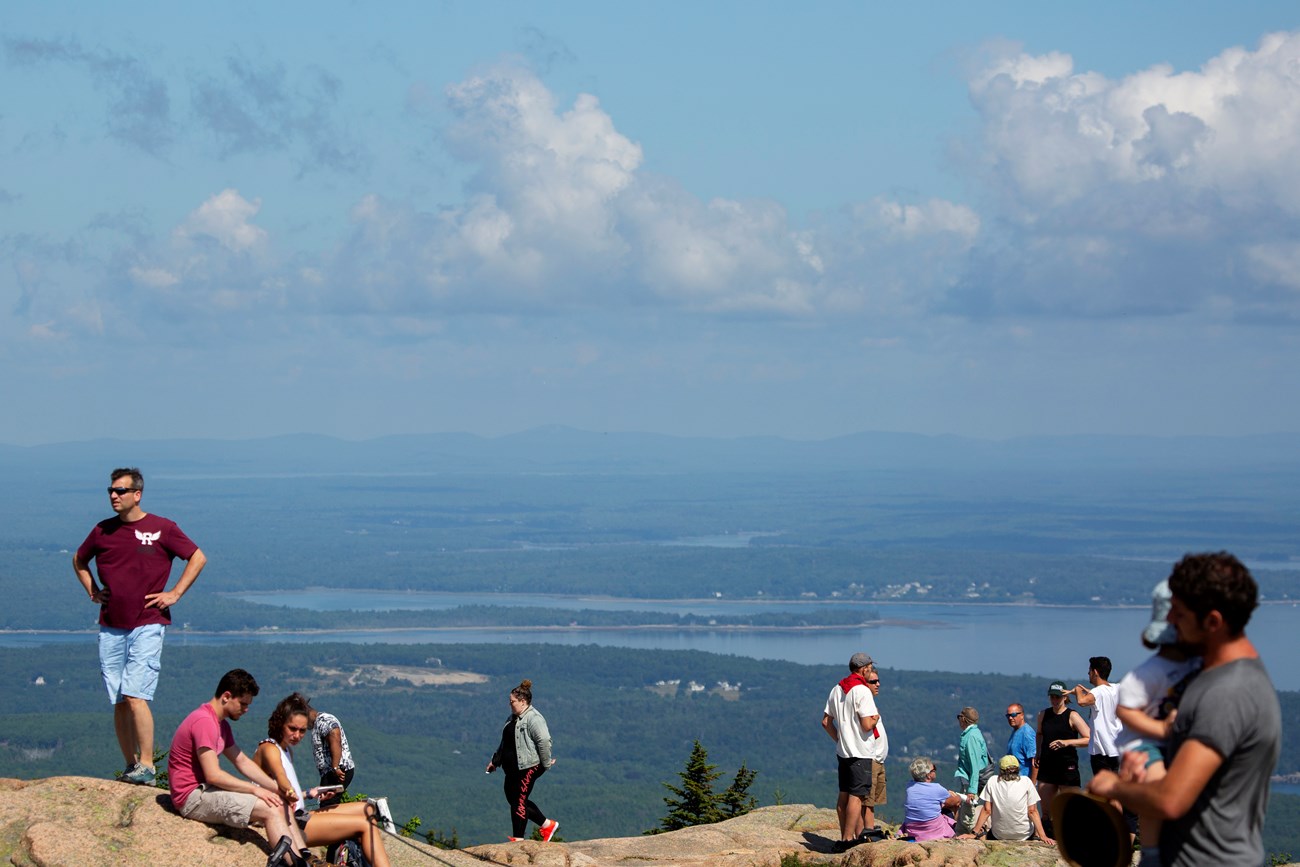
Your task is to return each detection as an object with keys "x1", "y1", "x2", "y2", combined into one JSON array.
[
  {"x1": 168, "y1": 669, "x2": 319, "y2": 867},
  {"x1": 254, "y1": 692, "x2": 391, "y2": 867},
  {"x1": 898, "y1": 756, "x2": 962, "y2": 840},
  {"x1": 961, "y1": 755, "x2": 1052, "y2": 844}
]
